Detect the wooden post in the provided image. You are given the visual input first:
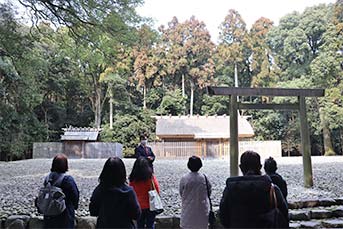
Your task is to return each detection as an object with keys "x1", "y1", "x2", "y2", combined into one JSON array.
[
  {"x1": 230, "y1": 95, "x2": 239, "y2": 176},
  {"x1": 299, "y1": 96, "x2": 313, "y2": 187}
]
